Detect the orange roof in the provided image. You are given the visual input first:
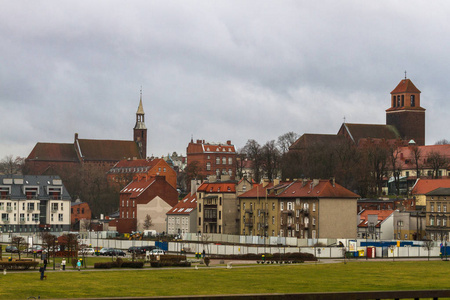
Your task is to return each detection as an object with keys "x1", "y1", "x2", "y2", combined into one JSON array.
[
  {"x1": 412, "y1": 178, "x2": 450, "y2": 195},
  {"x1": 391, "y1": 79, "x2": 421, "y2": 94},
  {"x1": 240, "y1": 180, "x2": 359, "y2": 199},
  {"x1": 187, "y1": 140, "x2": 236, "y2": 154},
  {"x1": 358, "y1": 210, "x2": 394, "y2": 228},
  {"x1": 197, "y1": 182, "x2": 236, "y2": 193},
  {"x1": 167, "y1": 193, "x2": 197, "y2": 215}
]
